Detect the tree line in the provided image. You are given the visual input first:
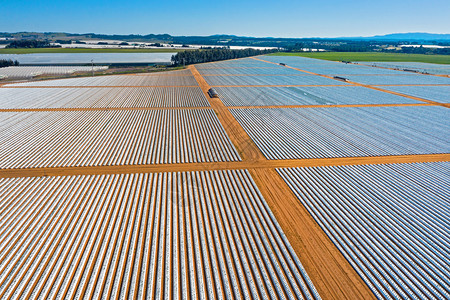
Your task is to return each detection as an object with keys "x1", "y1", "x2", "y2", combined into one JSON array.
[
  {"x1": 171, "y1": 48, "x2": 278, "y2": 65},
  {"x1": 0, "y1": 59, "x2": 19, "y2": 68},
  {"x1": 397, "y1": 46, "x2": 450, "y2": 55},
  {"x1": 6, "y1": 40, "x2": 61, "y2": 48}
]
